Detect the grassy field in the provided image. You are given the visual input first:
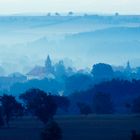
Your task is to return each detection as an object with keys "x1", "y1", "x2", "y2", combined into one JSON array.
[{"x1": 0, "y1": 115, "x2": 140, "y2": 140}]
